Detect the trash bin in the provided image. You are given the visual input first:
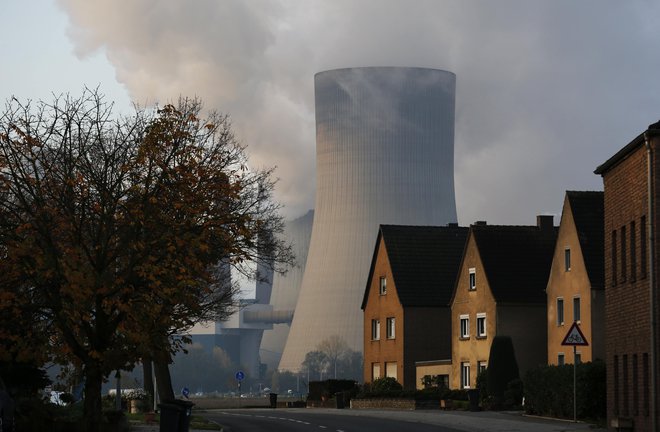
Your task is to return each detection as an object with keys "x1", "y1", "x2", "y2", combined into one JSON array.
[
  {"x1": 158, "y1": 399, "x2": 194, "y2": 432},
  {"x1": 467, "y1": 389, "x2": 480, "y2": 412},
  {"x1": 269, "y1": 393, "x2": 278, "y2": 408},
  {"x1": 335, "y1": 392, "x2": 345, "y2": 409}
]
